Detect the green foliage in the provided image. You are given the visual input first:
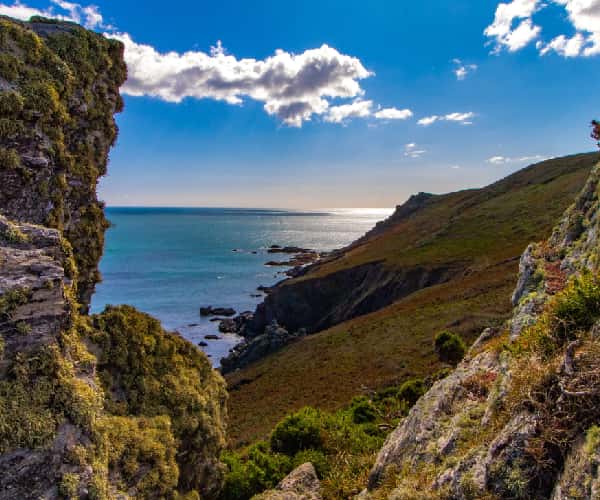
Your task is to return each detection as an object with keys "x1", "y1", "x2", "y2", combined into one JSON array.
[
  {"x1": 91, "y1": 305, "x2": 227, "y2": 494},
  {"x1": 220, "y1": 442, "x2": 293, "y2": 500},
  {"x1": 0, "y1": 90, "x2": 24, "y2": 116},
  {"x1": 434, "y1": 330, "x2": 466, "y2": 365},
  {"x1": 0, "y1": 147, "x2": 20, "y2": 170},
  {"x1": 350, "y1": 396, "x2": 378, "y2": 424},
  {"x1": 270, "y1": 407, "x2": 324, "y2": 455},
  {"x1": 0, "y1": 287, "x2": 31, "y2": 320},
  {"x1": 58, "y1": 472, "x2": 79, "y2": 499},
  {"x1": 94, "y1": 415, "x2": 179, "y2": 497},
  {"x1": 292, "y1": 449, "x2": 329, "y2": 478},
  {"x1": 397, "y1": 378, "x2": 427, "y2": 406},
  {"x1": 518, "y1": 272, "x2": 600, "y2": 358}
]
